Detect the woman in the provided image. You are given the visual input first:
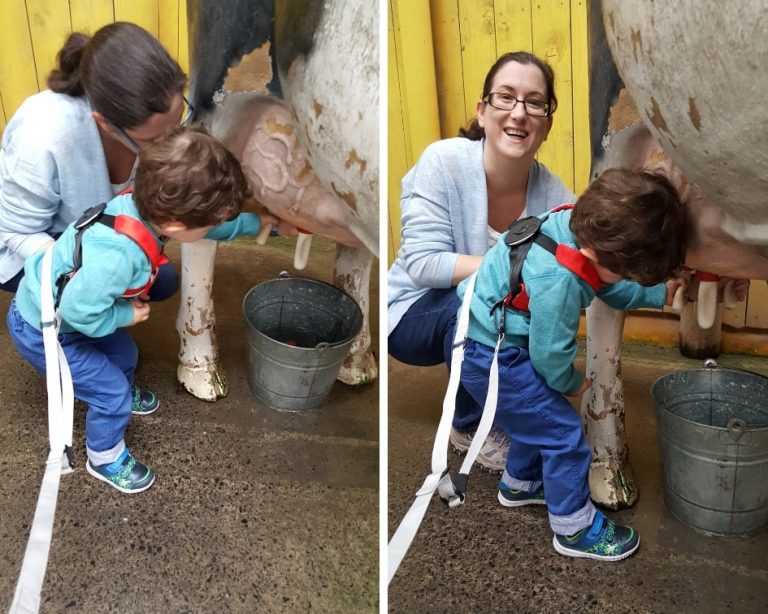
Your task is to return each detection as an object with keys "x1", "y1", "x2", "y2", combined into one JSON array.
[
  {"x1": 388, "y1": 51, "x2": 575, "y2": 471},
  {"x1": 0, "y1": 22, "x2": 188, "y2": 298}
]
